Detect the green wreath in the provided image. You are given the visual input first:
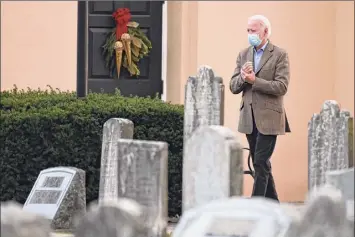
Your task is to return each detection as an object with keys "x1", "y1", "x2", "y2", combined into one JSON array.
[{"x1": 101, "y1": 8, "x2": 152, "y2": 77}]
